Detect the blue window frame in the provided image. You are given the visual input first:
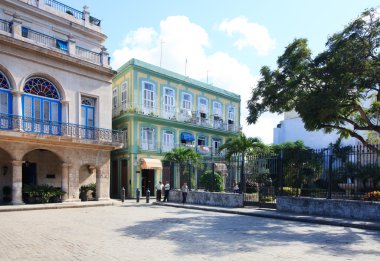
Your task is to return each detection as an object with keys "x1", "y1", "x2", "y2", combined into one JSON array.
[
  {"x1": 56, "y1": 39, "x2": 68, "y2": 52},
  {"x1": 0, "y1": 71, "x2": 12, "y2": 129},
  {"x1": 22, "y1": 77, "x2": 61, "y2": 135},
  {"x1": 81, "y1": 97, "x2": 95, "y2": 139}
]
